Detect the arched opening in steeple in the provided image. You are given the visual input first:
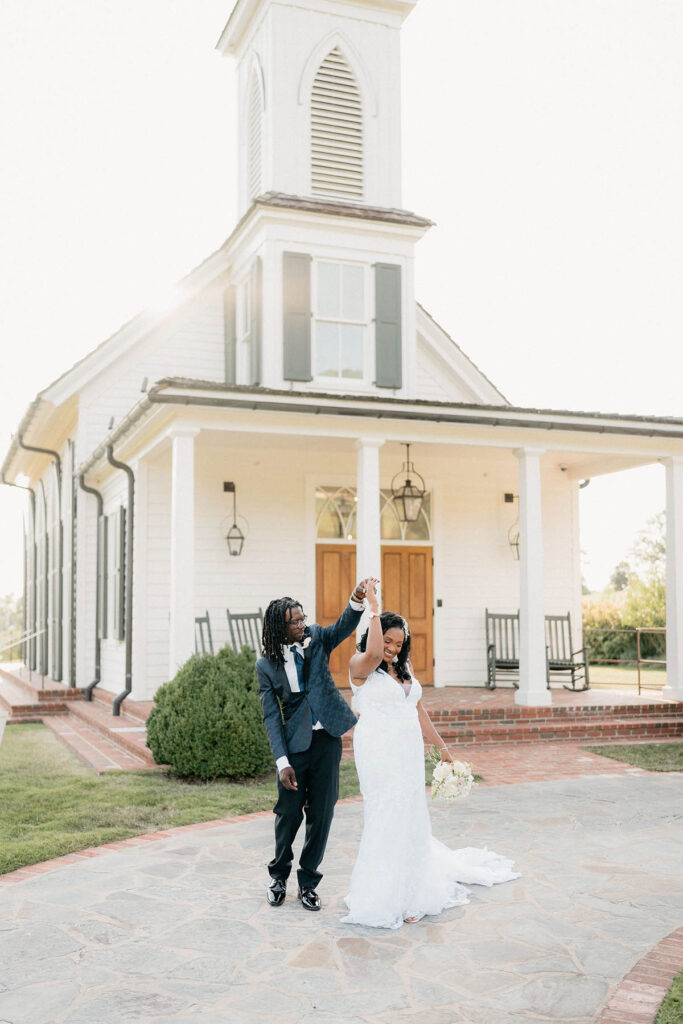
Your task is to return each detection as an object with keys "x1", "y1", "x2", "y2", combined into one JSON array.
[
  {"x1": 310, "y1": 47, "x2": 363, "y2": 201},
  {"x1": 247, "y1": 61, "x2": 264, "y2": 200}
]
